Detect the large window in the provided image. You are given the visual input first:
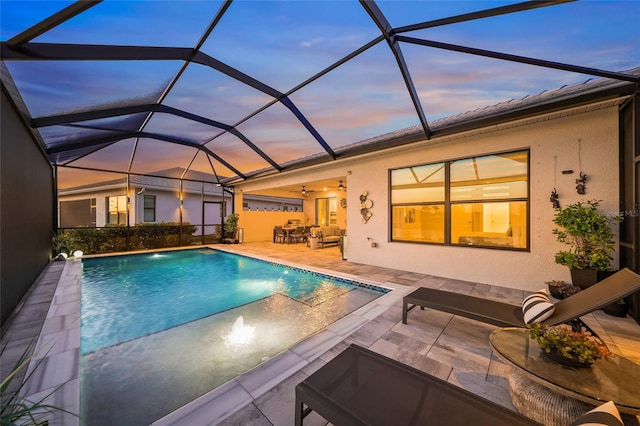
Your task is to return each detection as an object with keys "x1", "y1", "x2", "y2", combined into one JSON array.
[
  {"x1": 390, "y1": 150, "x2": 528, "y2": 249},
  {"x1": 107, "y1": 195, "x2": 127, "y2": 225}
]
